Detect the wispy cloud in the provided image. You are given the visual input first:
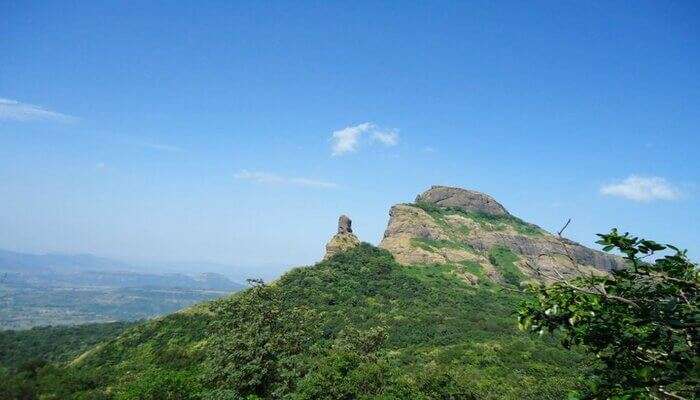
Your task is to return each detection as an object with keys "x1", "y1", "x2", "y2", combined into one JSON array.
[
  {"x1": 287, "y1": 177, "x2": 339, "y2": 188},
  {"x1": 600, "y1": 175, "x2": 681, "y2": 202},
  {"x1": 0, "y1": 98, "x2": 77, "y2": 123},
  {"x1": 372, "y1": 130, "x2": 399, "y2": 146},
  {"x1": 139, "y1": 142, "x2": 183, "y2": 152},
  {"x1": 330, "y1": 122, "x2": 400, "y2": 156},
  {"x1": 234, "y1": 170, "x2": 338, "y2": 189}
]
